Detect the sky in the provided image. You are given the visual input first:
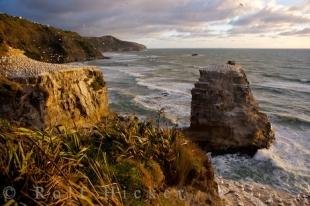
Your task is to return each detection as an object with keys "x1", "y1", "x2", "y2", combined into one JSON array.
[{"x1": 0, "y1": 0, "x2": 309, "y2": 48}]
